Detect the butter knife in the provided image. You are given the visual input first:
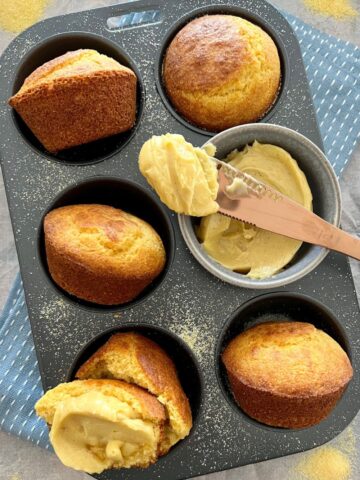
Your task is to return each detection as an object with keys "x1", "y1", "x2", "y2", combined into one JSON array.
[{"x1": 212, "y1": 158, "x2": 360, "y2": 261}]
